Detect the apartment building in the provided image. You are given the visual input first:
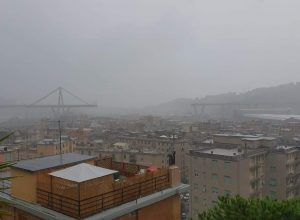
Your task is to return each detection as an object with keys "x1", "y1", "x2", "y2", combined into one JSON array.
[
  {"x1": 118, "y1": 136, "x2": 174, "y2": 152},
  {"x1": 98, "y1": 148, "x2": 169, "y2": 168},
  {"x1": 265, "y1": 146, "x2": 300, "y2": 199},
  {"x1": 185, "y1": 122, "x2": 221, "y2": 133},
  {"x1": 35, "y1": 137, "x2": 75, "y2": 157},
  {"x1": 1, "y1": 153, "x2": 189, "y2": 220},
  {"x1": 189, "y1": 147, "x2": 267, "y2": 219},
  {"x1": 188, "y1": 132, "x2": 300, "y2": 219},
  {"x1": 175, "y1": 140, "x2": 193, "y2": 183},
  {"x1": 213, "y1": 133, "x2": 277, "y2": 147},
  {"x1": 75, "y1": 139, "x2": 104, "y2": 156}
]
